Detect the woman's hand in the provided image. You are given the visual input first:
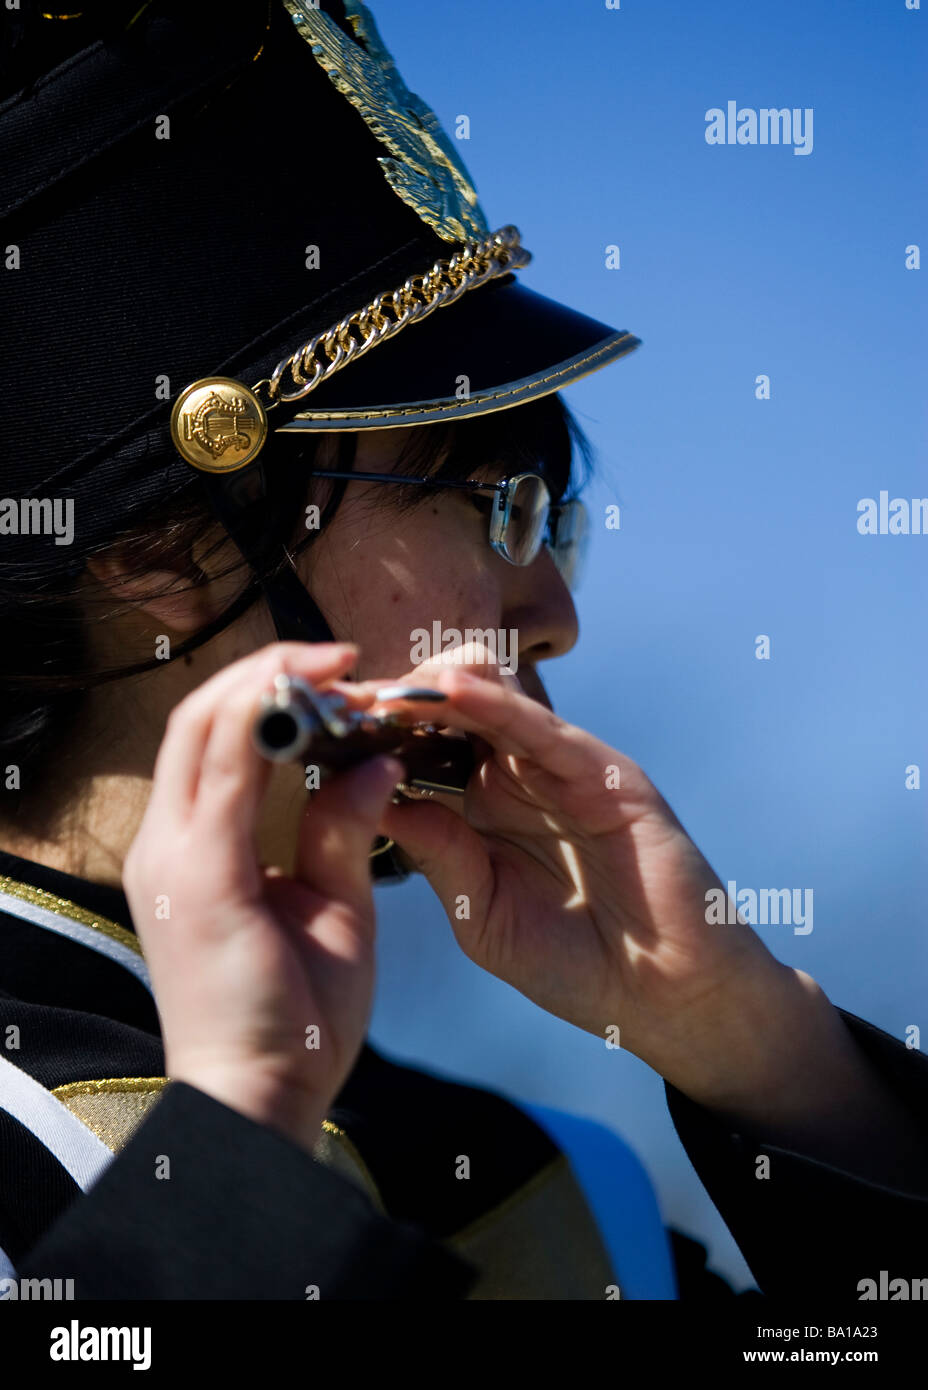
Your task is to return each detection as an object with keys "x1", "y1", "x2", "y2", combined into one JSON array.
[
  {"x1": 122, "y1": 642, "x2": 402, "y2": 1154},
  {"x1": 338, "y1": 653, "x2": 928, "y2": 1184},
  {"x1": 366, "y1": 660, "x2": 849, "y2": 1123},
  {"x1": 336, "y1": 654, "x2": 928, "y2": 1187}
]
